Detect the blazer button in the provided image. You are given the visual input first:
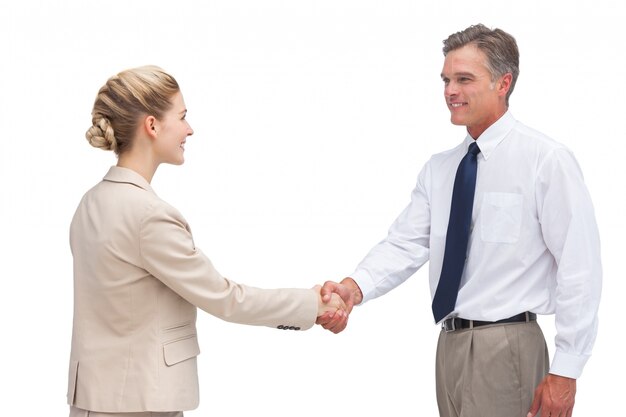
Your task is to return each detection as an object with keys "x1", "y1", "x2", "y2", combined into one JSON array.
[
  {"x1": 288, "y1": 326, "x2": 295, "y2": 330},
  {"x1": 277, "y1": 325, "x2": 284, "y2": 329},
  {"x1": 294, "y1": 327, "x2": 301, "y2": 331}
]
